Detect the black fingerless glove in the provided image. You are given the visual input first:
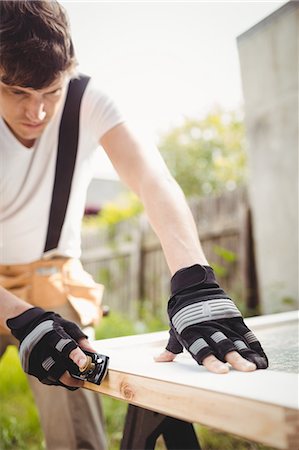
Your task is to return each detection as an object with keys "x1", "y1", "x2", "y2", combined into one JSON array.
[
  {"x1": 166, "y1": 264, "x2": 268, "y2": 369},
  {"x1": 7, "y1": 307, "x2": 88, "y2": 389}
]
